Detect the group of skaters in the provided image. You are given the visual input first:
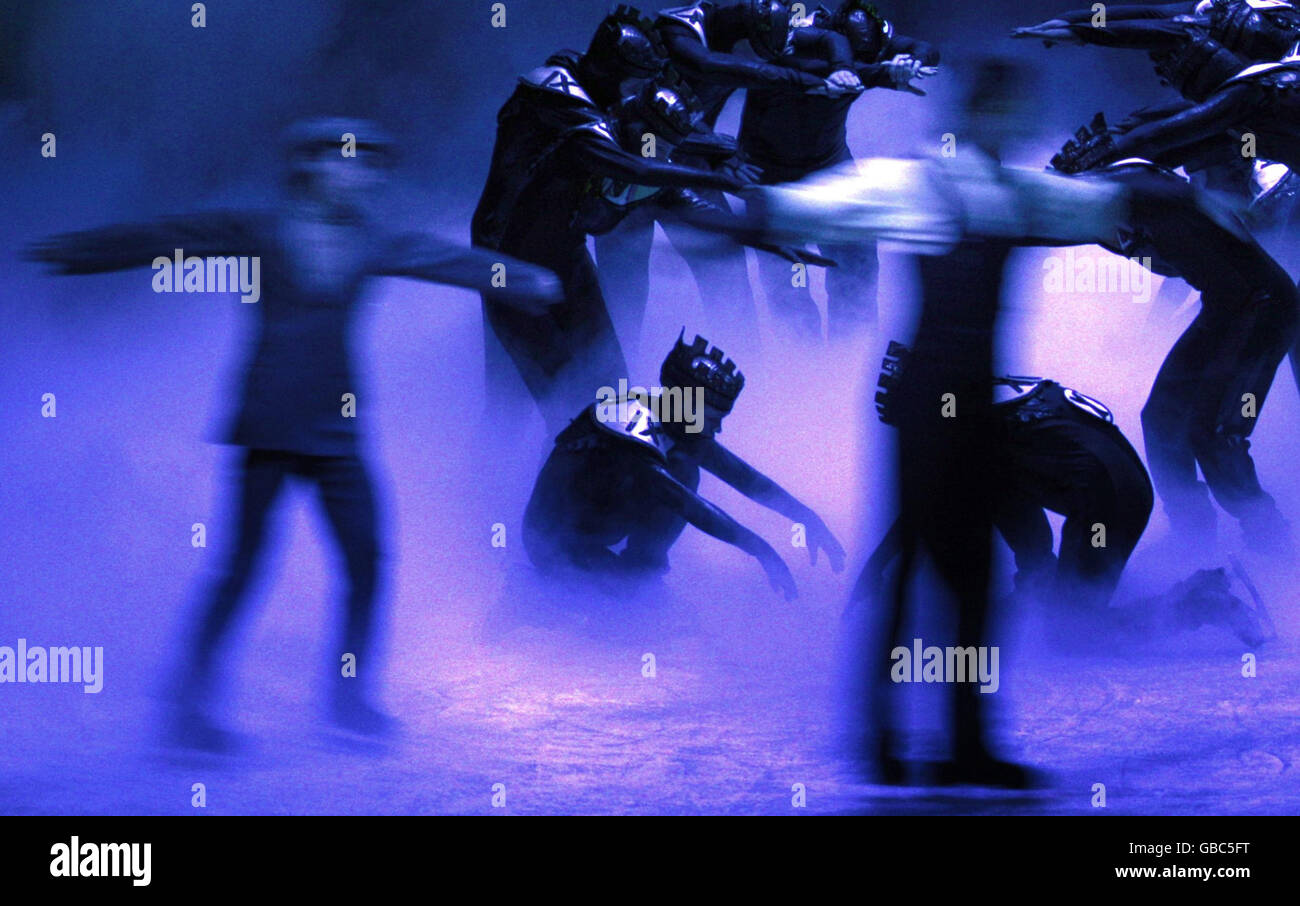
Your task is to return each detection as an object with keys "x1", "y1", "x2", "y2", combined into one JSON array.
[{"x1": 27, "y1": 1, "x2": 1295, "y2": 788}]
